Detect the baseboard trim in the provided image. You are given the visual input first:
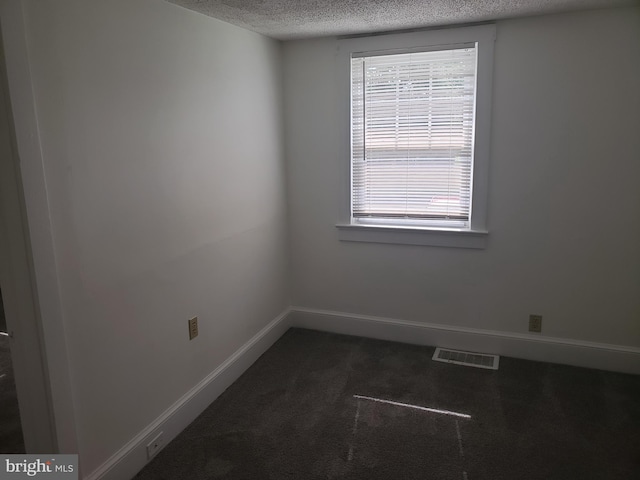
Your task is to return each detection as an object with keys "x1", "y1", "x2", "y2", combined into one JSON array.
[
  {"x1": 289, "y1": 307, "x2": 640, "y2": 375},
  {"x1": 84, "y1": 305, "x2": 637, "y2": 479},
  {"x1": 85, "y1": 308, "x2": 292, "y2": 480}
]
